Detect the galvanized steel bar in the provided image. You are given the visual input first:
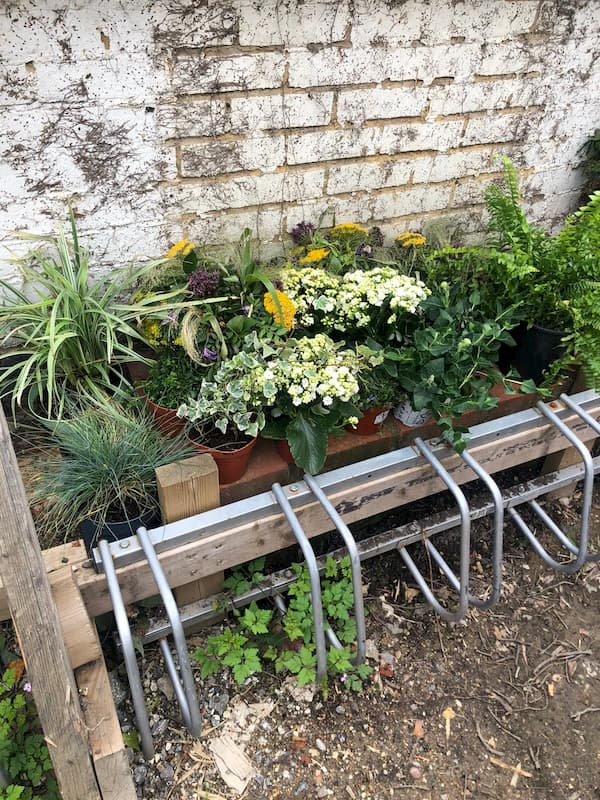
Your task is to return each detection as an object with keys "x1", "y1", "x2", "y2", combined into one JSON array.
[
  {"x1": 508, "y1": 401, "x2": 594, "y2": 573},
  {"x1": 137, "y1": 528, "x2": 201, "y2": 737},
  {"x1": 98, "y1": 539, "x2": 154, "y2": 760},
  {"x1": 271, "y1": 483, "x2": 328, "y2": 681},
  {"x1": 303, "y1": 473, "x2": 366, "y2": 665},
  {"x1": 398, "y1": 437, "x2": 471, "y2": 622}
]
